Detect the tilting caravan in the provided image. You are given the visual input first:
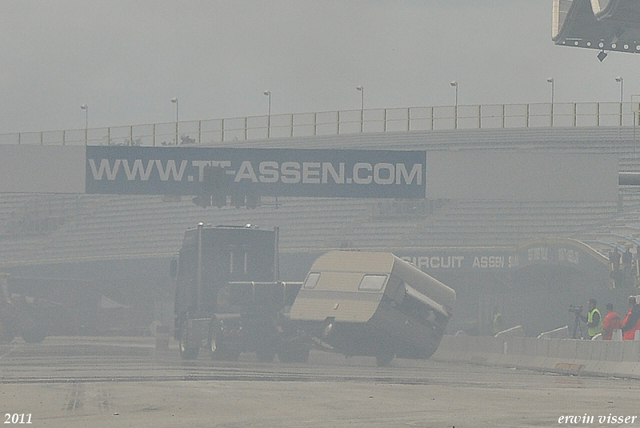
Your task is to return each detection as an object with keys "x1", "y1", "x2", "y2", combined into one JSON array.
[{"x1": 288, "y1": 251, "x2": 456, "y2": 366}]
